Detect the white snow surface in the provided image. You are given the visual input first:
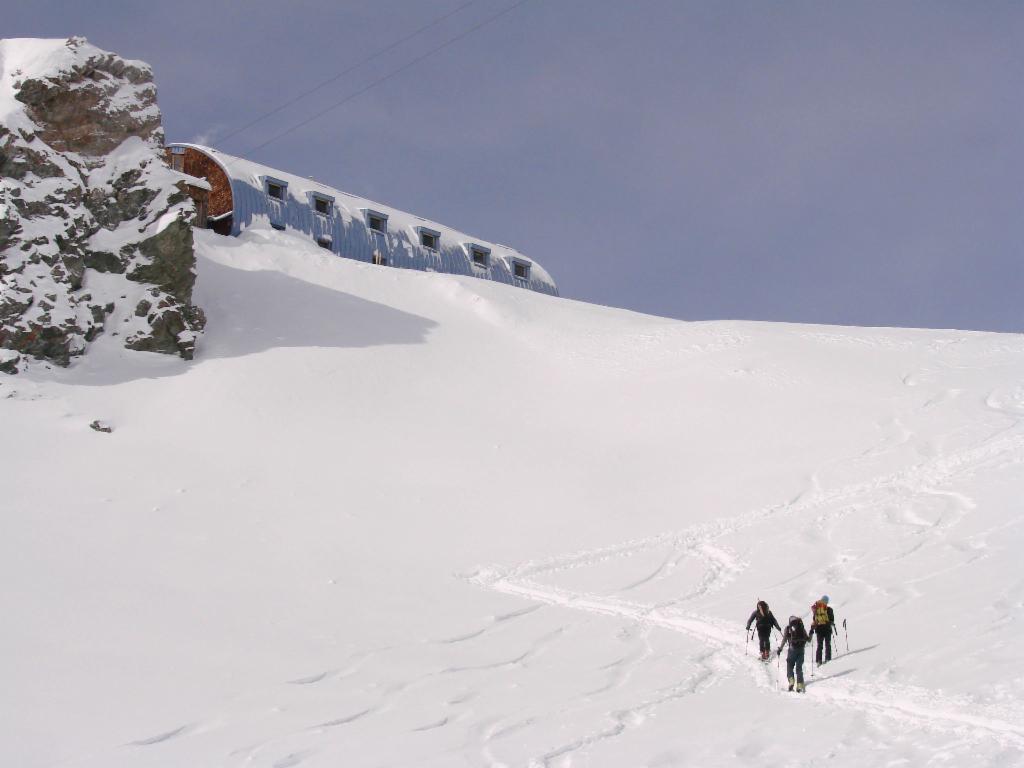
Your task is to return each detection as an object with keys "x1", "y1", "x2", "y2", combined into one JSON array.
[{"x1": 2, "y1": 228, "x2": 1023, "y2": 767}]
